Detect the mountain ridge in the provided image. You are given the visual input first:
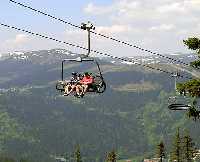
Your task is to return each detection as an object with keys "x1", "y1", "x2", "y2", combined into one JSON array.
[{"x1": 0, "y1": 48, "x2": 196, "y2": 65}]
